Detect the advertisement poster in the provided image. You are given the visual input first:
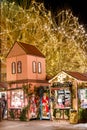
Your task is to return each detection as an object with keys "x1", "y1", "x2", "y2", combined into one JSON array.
[{"x1": 11, "y1": 89, "x2": 24, "y2": 108}]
